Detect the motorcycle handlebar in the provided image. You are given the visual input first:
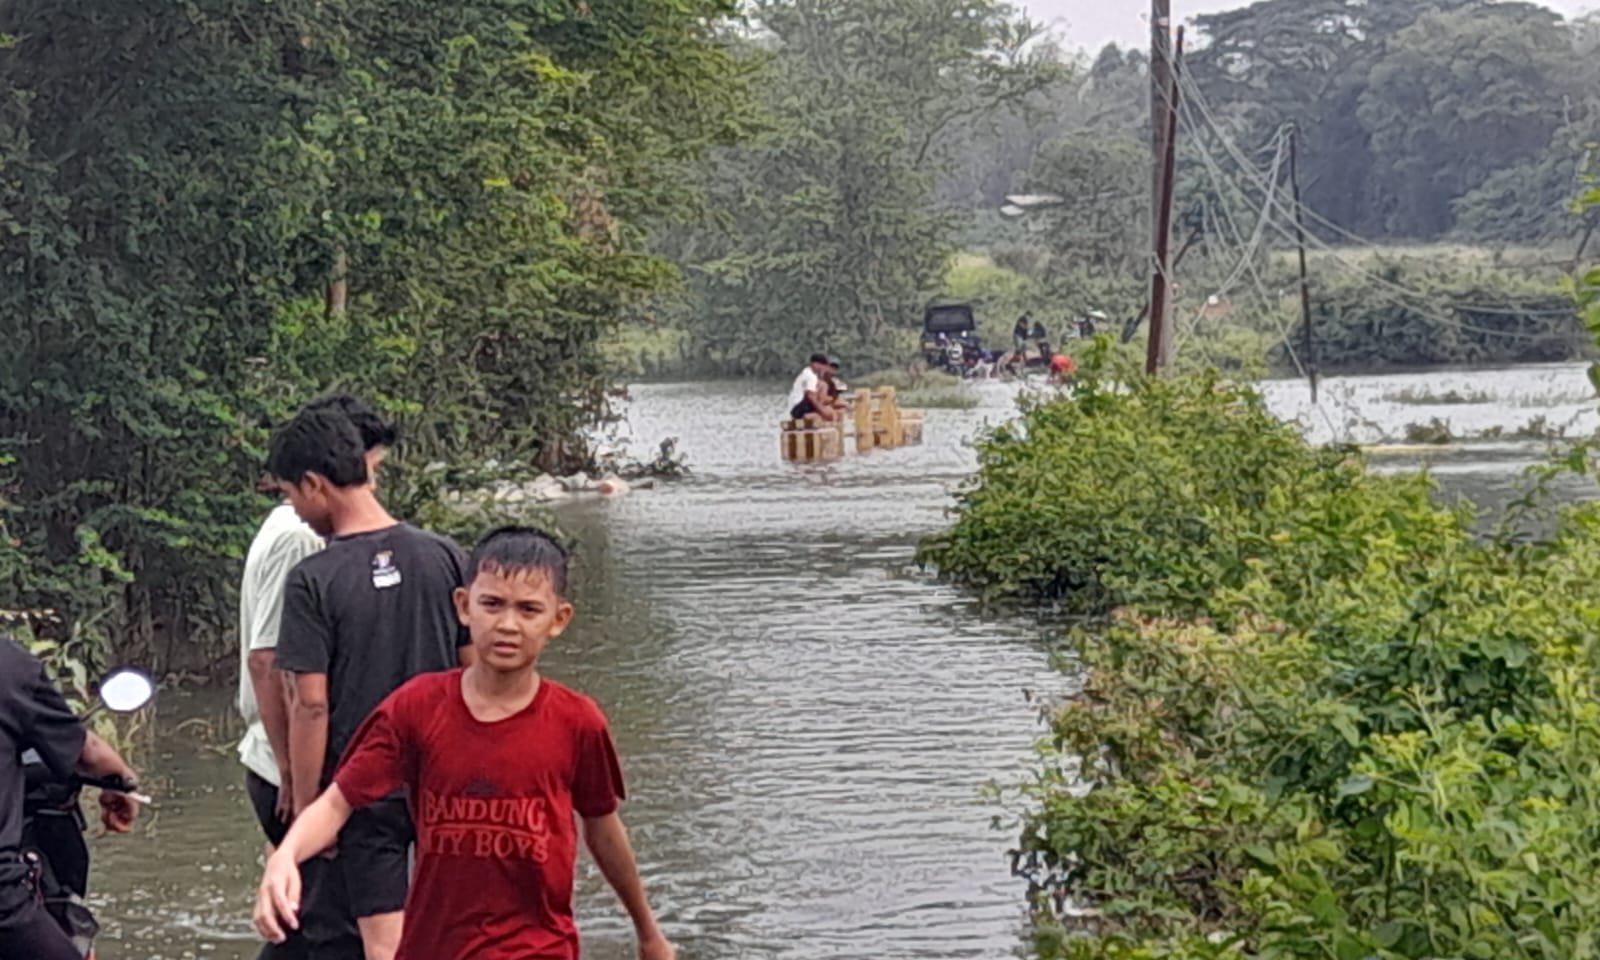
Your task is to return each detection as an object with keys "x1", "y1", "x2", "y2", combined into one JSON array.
[{"x1": 73, "y1": 773, "x2": 142, "y2": 796}]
